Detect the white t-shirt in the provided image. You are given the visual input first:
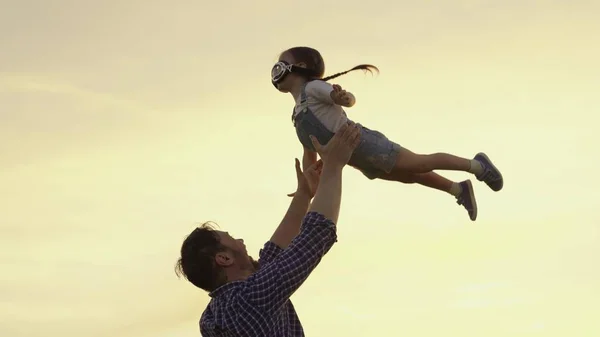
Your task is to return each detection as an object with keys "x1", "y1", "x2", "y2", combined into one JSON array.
[{"x1": 293, "y1": 80, "x2": 348, "y2": 133}]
